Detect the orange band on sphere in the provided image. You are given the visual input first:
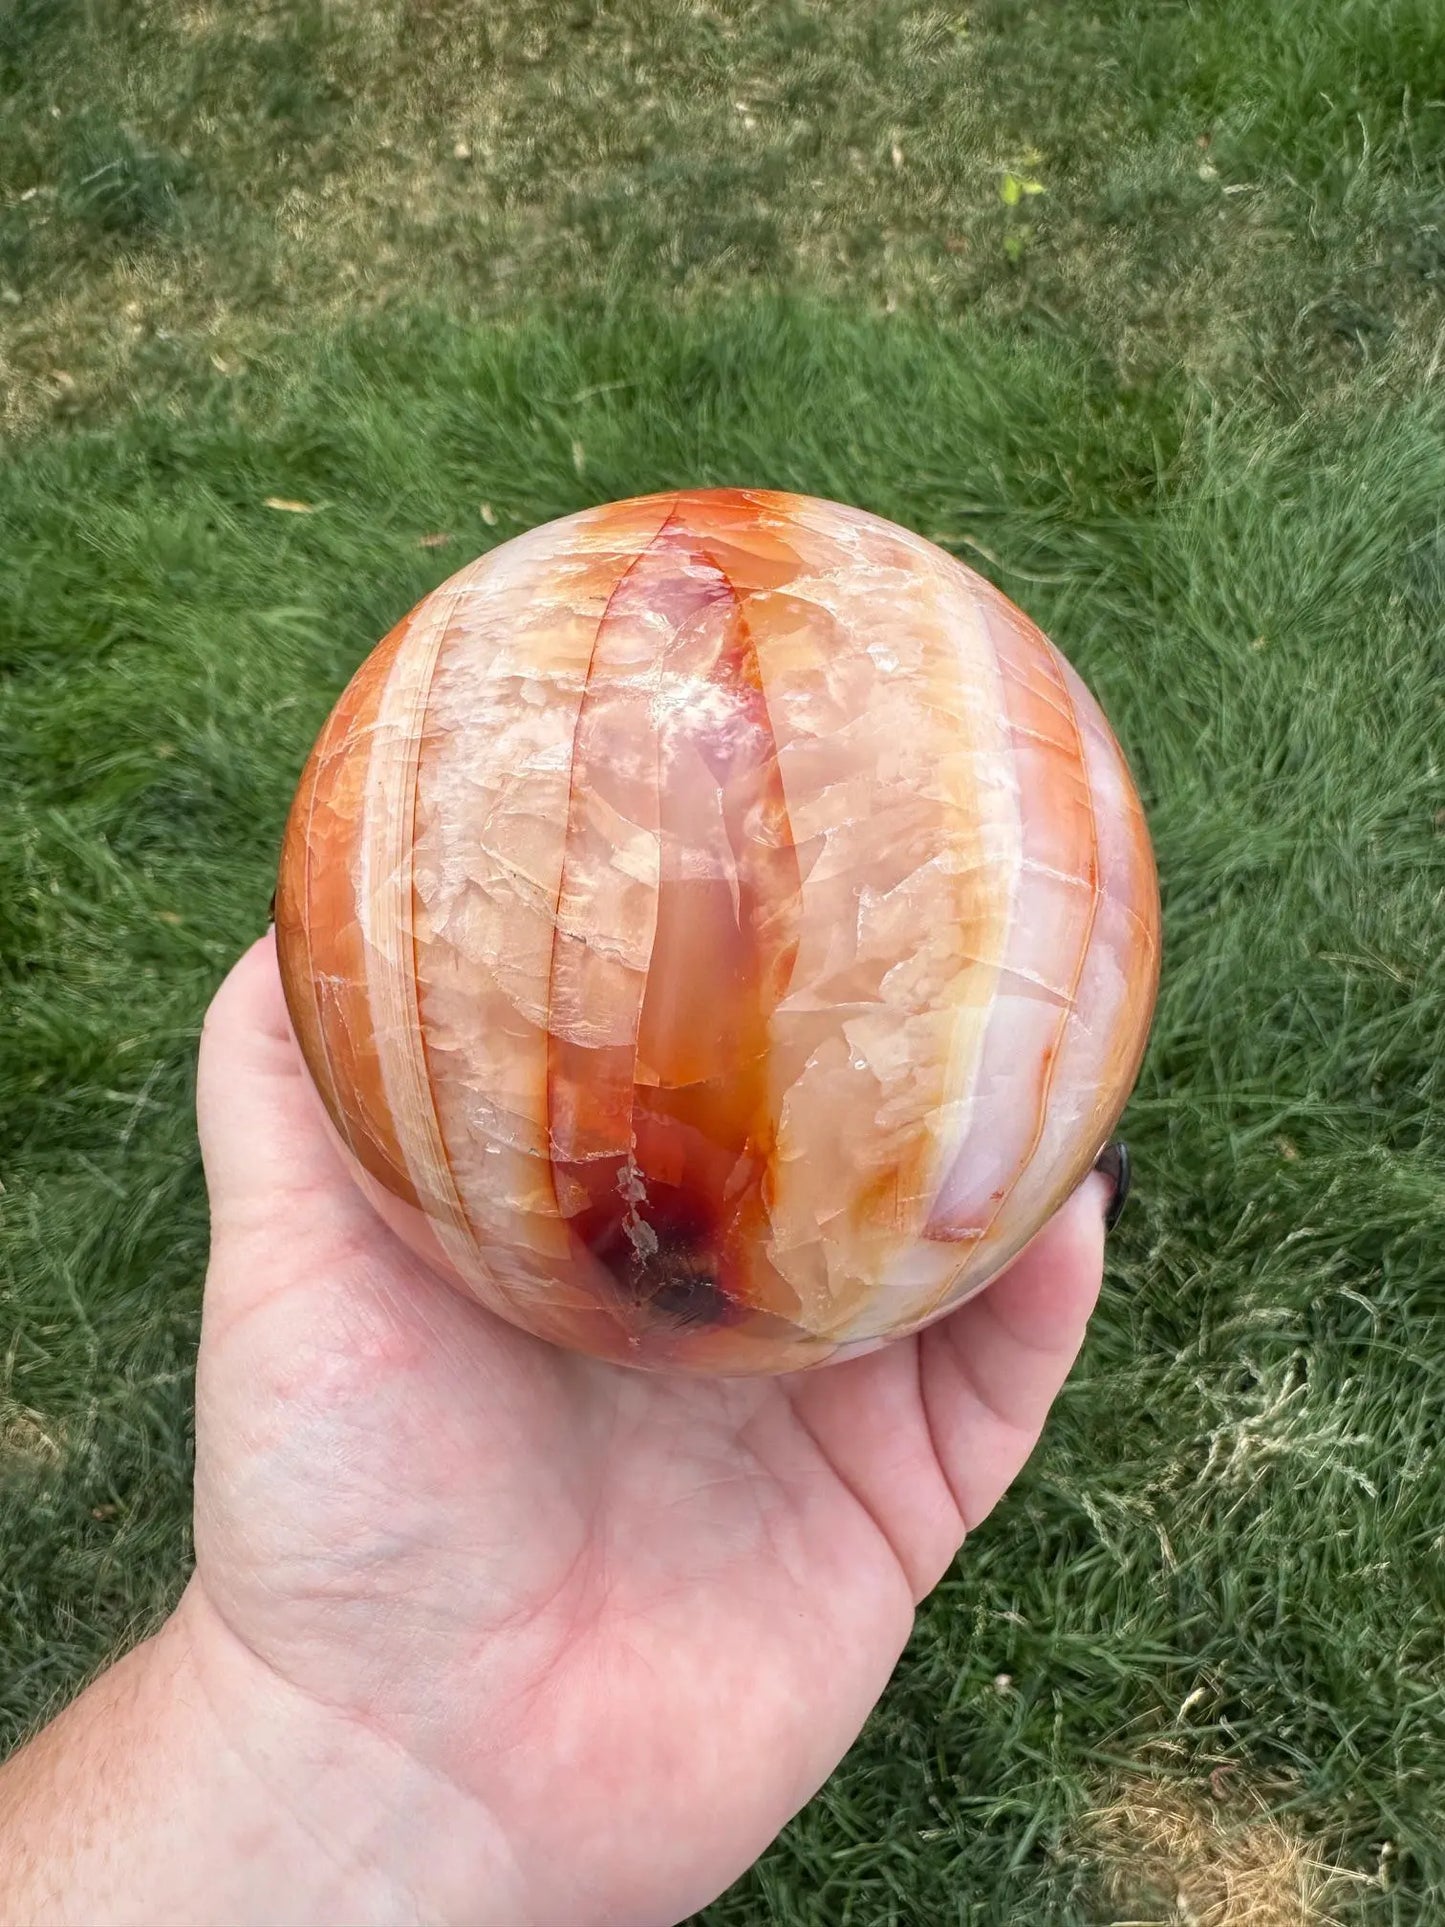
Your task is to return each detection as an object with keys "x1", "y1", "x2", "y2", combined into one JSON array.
[{"x1": 276, "y1": 489, "x2": 1161, "y2": 1374}]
